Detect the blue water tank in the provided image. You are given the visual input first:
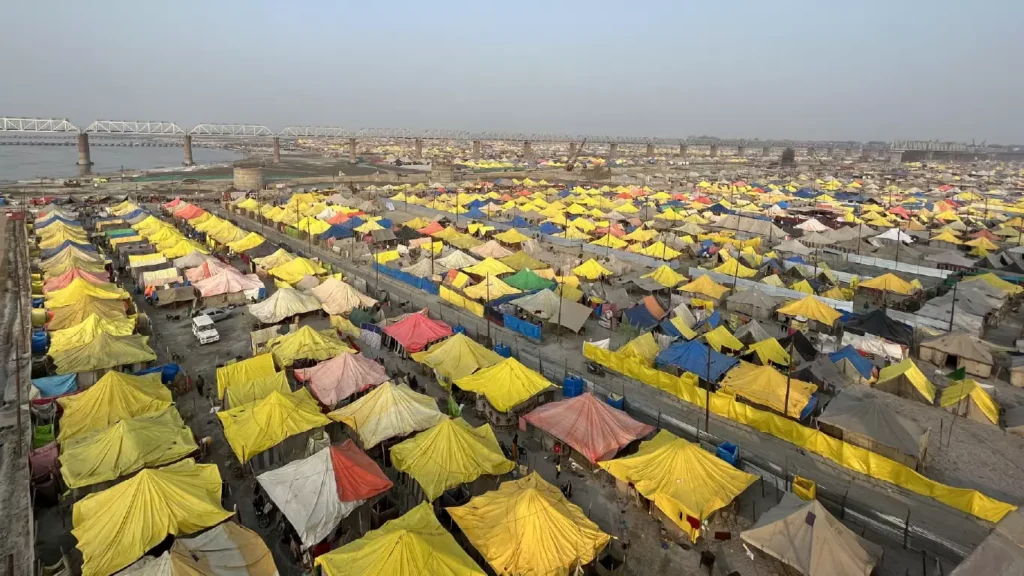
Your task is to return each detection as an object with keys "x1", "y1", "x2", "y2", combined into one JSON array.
[
  {"x1": 605, "y1": 393, "x2": 625, "y2": 410},
  {"x1": 716, "y1": 442, "x2": 739, "y2": 466},
  {"x1": 493, "y1": 343, "x2": 511, "y2": 358},
  {"x1": 31, "y1": 331, "x2": 49, "y2": 354},
  {"x1": 453, "y1": 325, "x2": 466, "y2": 335},
  {"x1": 563, "y1": 375, "x2": 584, "y2": 398}
]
